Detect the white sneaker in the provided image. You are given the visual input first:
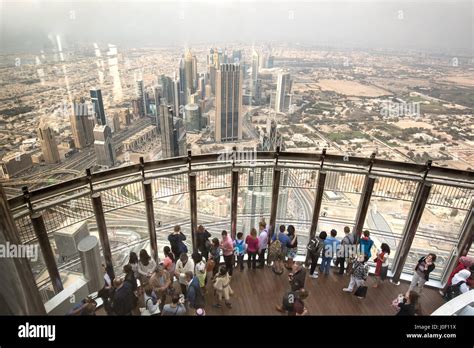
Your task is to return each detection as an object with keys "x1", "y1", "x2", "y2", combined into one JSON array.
[
  {"x1": 310, "y1": 273, "x2": 318, "y2": 279},
  {"x1": 343, "y1": 288, "x2": 351, "y2": 292}
]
